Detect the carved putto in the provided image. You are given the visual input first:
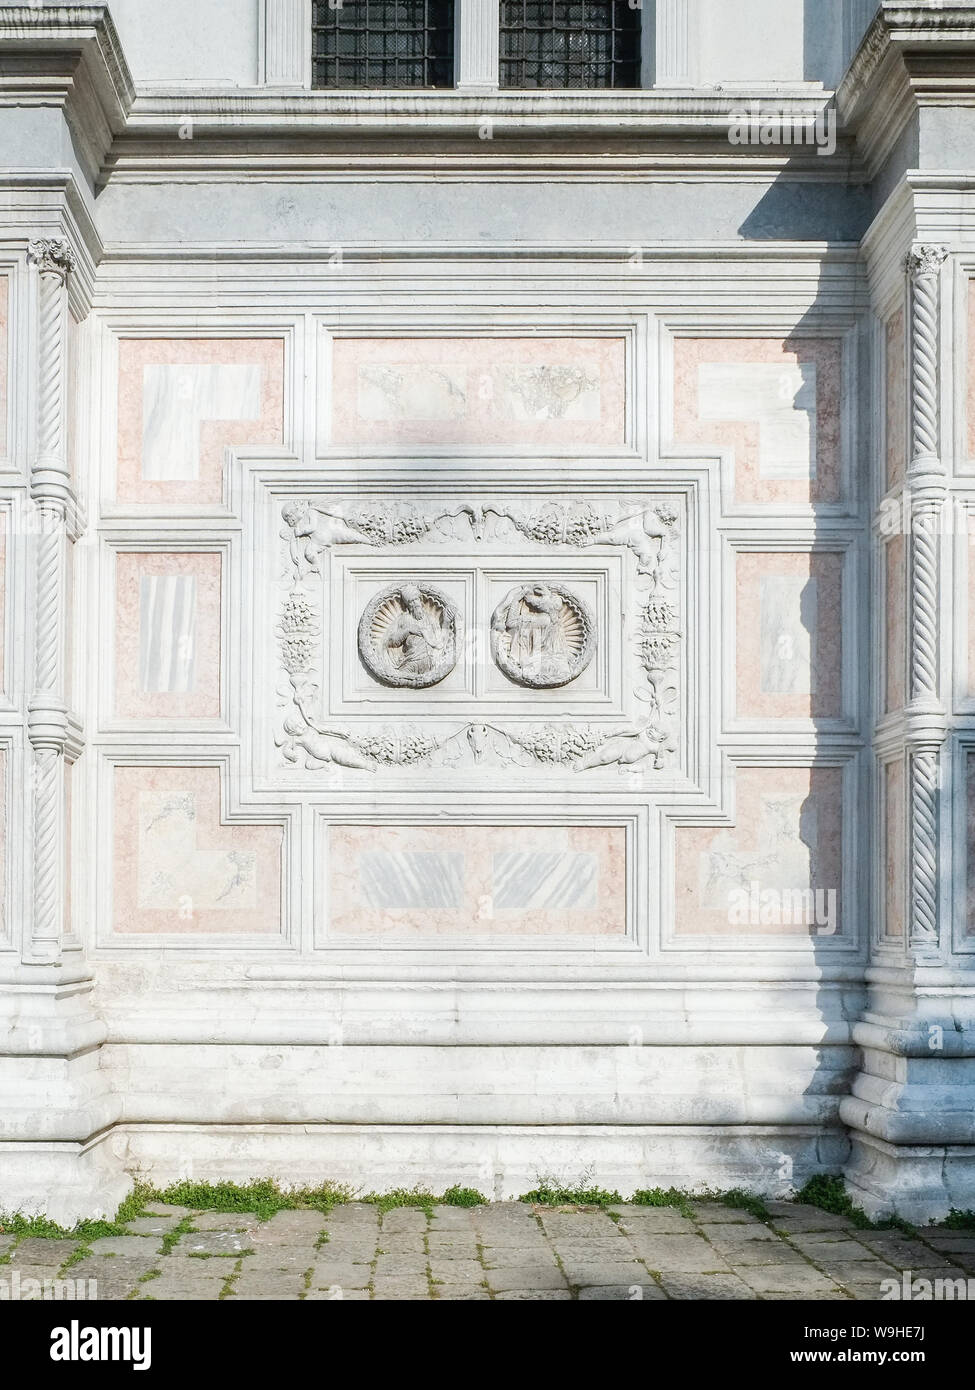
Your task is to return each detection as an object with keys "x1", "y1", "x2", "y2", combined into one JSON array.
[
  {"x1": 358, "y1": 583, "x2": 460, "y2": 689},
  {"x1": 491, "y1": 583, "x2": 595, "y2": 689}
]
